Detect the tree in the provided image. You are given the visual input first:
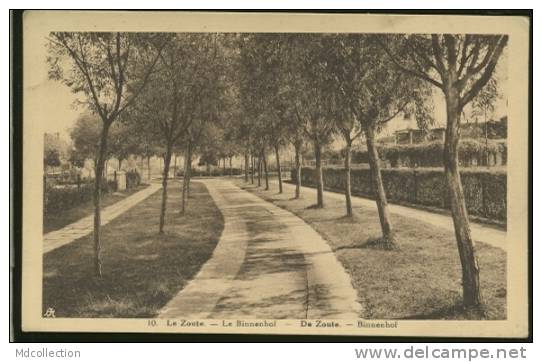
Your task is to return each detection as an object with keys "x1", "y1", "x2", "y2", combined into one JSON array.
[
  {"x1": 238, "y1": 34, "x2": 273, "y2": 191},
  {"x1": 44, "y1": 133, "x2": 66, "y2": 171},
  {"x1": 337, "y1": 117, "x2": 363, "y2": 217},
  {"x1": 197, "y1": 125, "x2": 223, "y2": 176},
  {"x1": 67, "y1": 146, "x2": 86, "y2": 168},
  {"x1": 108, "y1": 122, "x2": 141, "y2": 170},
  {"x1": 258, "y1": 37, "x2": 291, "y2": 194},
  {"x1": 238, "y1": 34, "x2": 299, "y2": 193},
  {"x1": 287, "y1": 122, "x2": 305, "y2": 199},
  {"x1": 70, "y1": 113, "x2": 130, "y2": 178},
  {"x1": 329, "y1": 34, "x2": 433, "y2": 247},
  {"x1": 277, "y1": 63, "x2": 306, "y2": 199},
  {"x1": 254, "y1": 121, "x2": 271, "y2": 191},
  {"x1": 180, "y1": 112, "x2": 218, "y2": 214},
  {"x1": 133, "y1": 34, "x2": 218, "y2": 233},
  {"x1": 180, "y1": 128, "x2": 197, "y2": 214},
  {"x1": 69, "y1": 113, "x2": 103, "y2": 171},
  {"x1": 44, "y1": 149, "x2": 61, "y2": 169},
  {"x1": 263, "y1": 88, "x2": 290, "y2": 194},
  {"x1": 115, "y1": 107, "x2": 163, "y2": 181},
  {"x1": 246, "y1": 34, "x2": 308, "y2": 198},
  {"x1": 232, "y1": 115, "x2": 254, "y2": 183},
  {"x1": 381, "y1": 34, "x2": 507, "y2": 306},
  {"x1": 288, "y1": 34, "x2": 338, "y2": 208},
  {"x1": 48, "y1": 32, "x2": 166, "y2": 276},
  {"x1": 217, "y1": 73, "x2": 244, "y2": 179}
]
